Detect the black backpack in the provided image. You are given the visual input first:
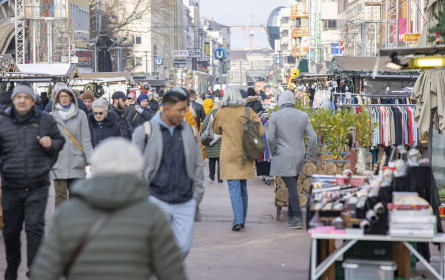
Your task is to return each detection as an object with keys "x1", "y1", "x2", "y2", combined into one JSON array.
[{"x1": 240, "y1": 107, "x2": 265, "y2": 164}]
